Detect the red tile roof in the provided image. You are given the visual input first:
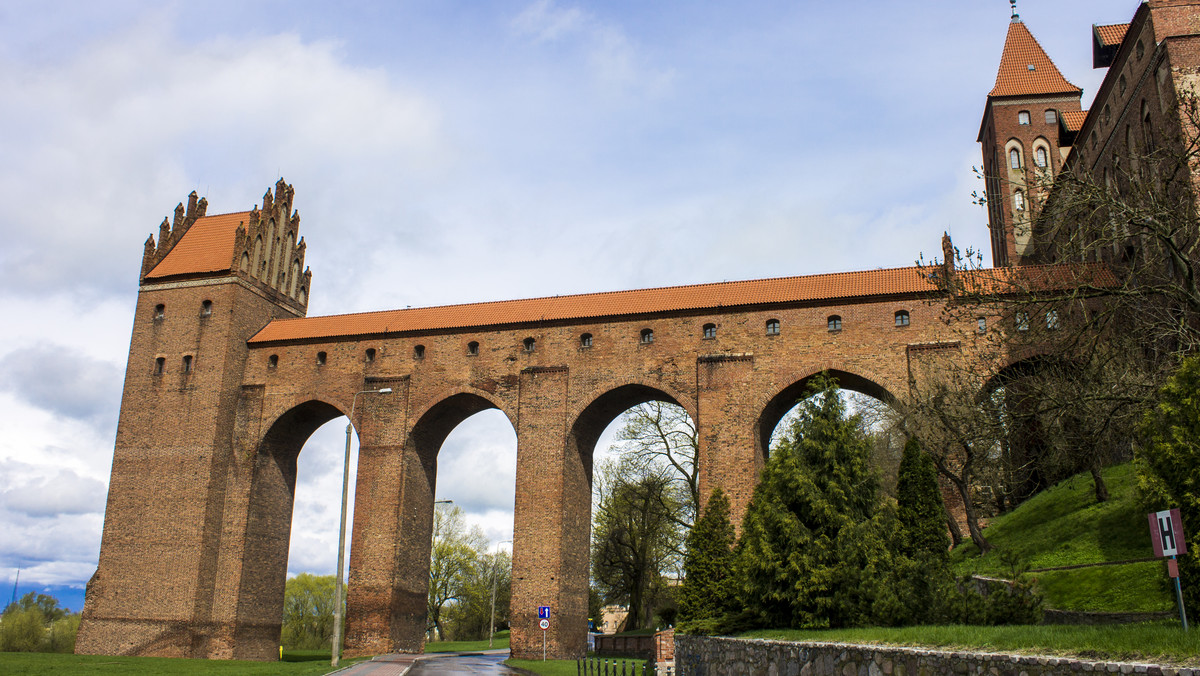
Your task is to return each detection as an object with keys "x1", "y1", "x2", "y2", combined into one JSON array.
[
  {"x1": 1060, "y1": 109, "x2": 1089, "y2": 132},
  {"x1": 989, "y1": 20, "x2": 1081, "y2": 98},
  {"x1": 145, "y1": 212, "x2": 249, "y2": 280},
  {"x1": 1094, "y1": 23, "x2": 1130, "y2": 48},
  {"x1": 248, "y1": 266, "x2": 942, "y2": 343}
]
